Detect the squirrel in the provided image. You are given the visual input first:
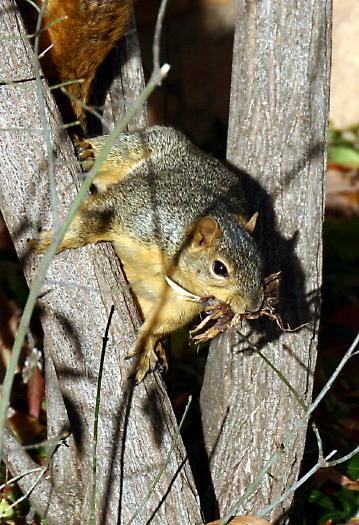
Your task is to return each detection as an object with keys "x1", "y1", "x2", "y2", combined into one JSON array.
[{"x1": 25, "y1": 0, "x2": 265, "y2": 382}]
